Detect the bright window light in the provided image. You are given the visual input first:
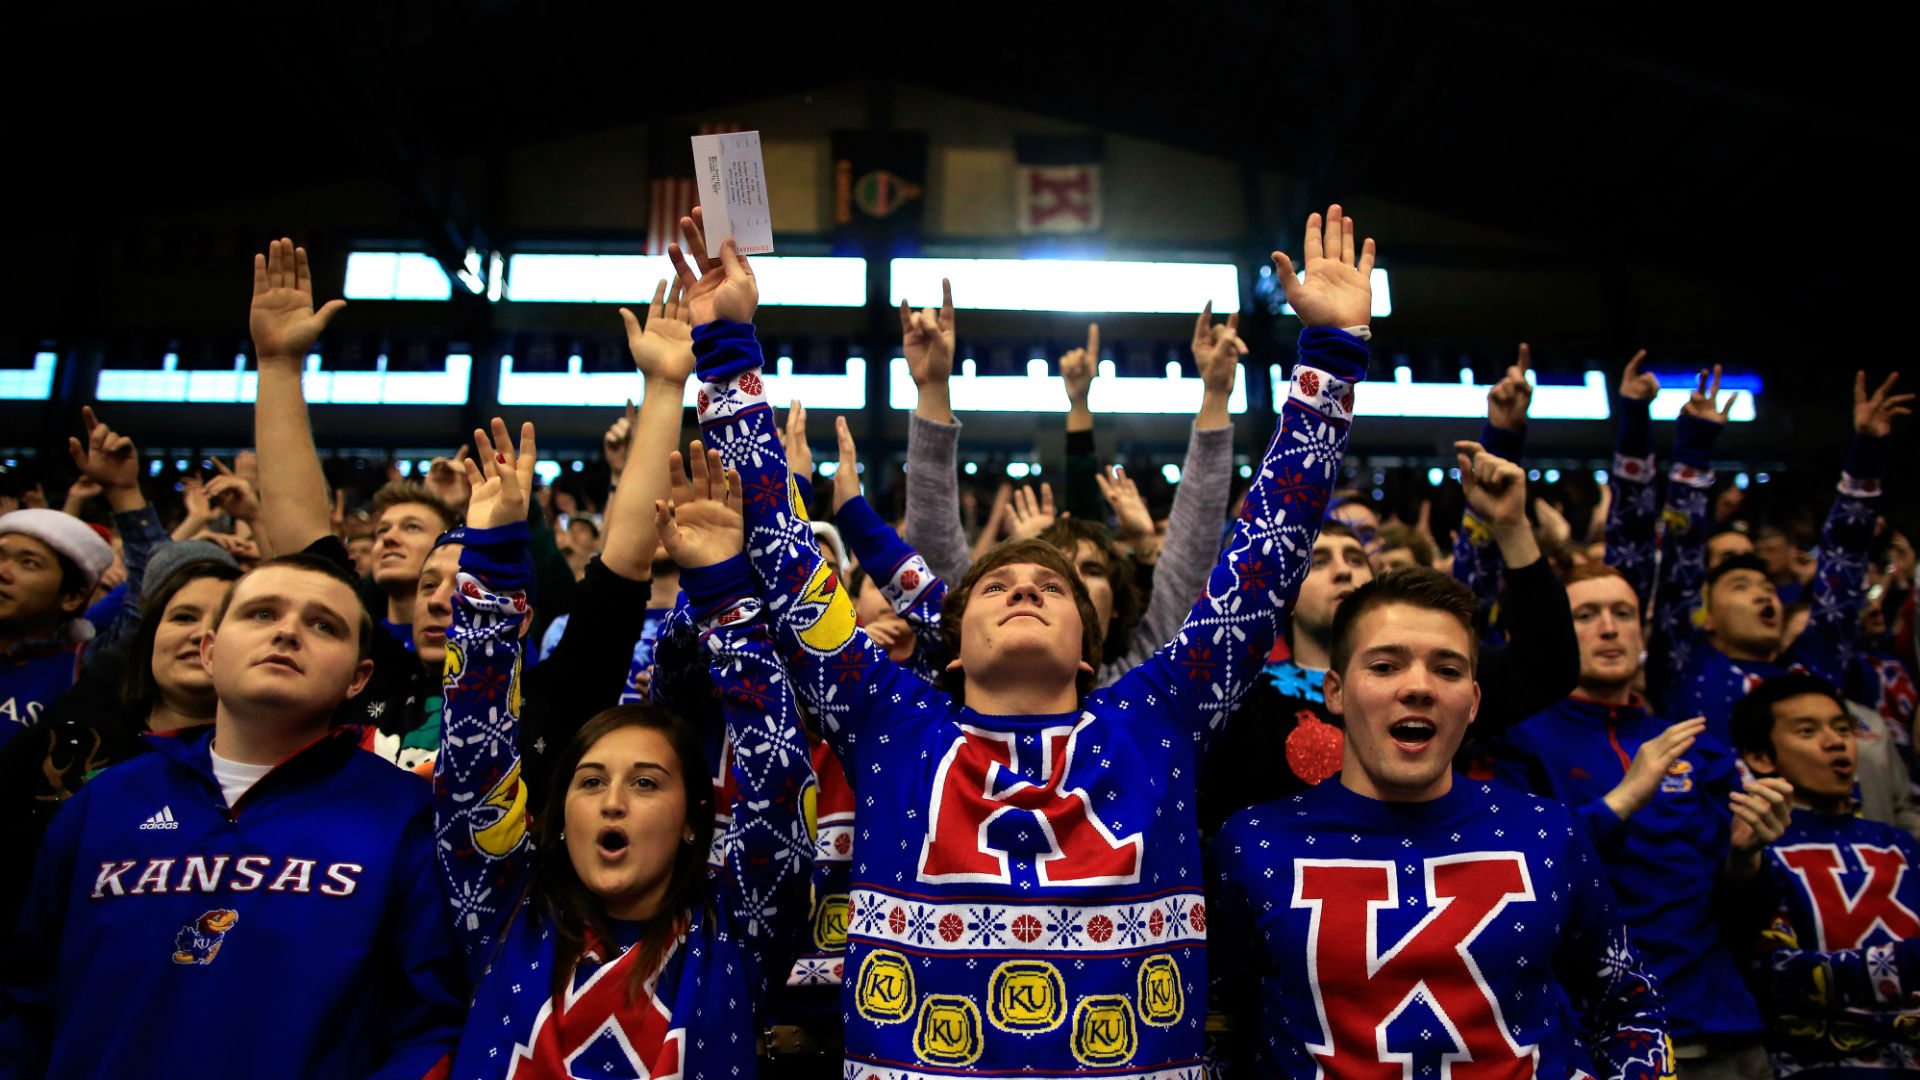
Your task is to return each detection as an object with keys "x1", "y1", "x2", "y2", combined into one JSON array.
[
  {"x1": 498, "y1": 355, "x2": 867, "y2": 409},
  {"x1": 818, "y1": 461, "x2": 838, "y2": 478},
  {"x1": 1645, "y1": 371, "x2": 1761, "y2": 422},
  {"x1": 97, "y1": 353, "x2": 471, "y2": 405},
  {"x1": 964, "y1": 462, "x2": 978, "y2": 475},
  {"x1": 1278, "y1": 268, "x2": 1392, "y2": 318},
  {"x1": 1545, "y1": 468, "x2": 1561, "y2": 483},
  {"x1": 343, "y1": 252, "x2": 454, "y2": 301},
  {"x1": 1735, "y1": 472, "x2": 1750, "y2": 490},
  {"x1": 891, "y1": 357, "x2": 1247, "y2": 415},
  {"x1": 890, "y1": 258, "x2": 1239, "y2": 314},
  {"x1": 533, "y1": 460, "x2": 562, "y2": 485},
  {"x1": 1007, "y1": 462, "x2": 1031, "y2": 479},
  {"x1": 1161, "y1": 463, "x2": 1183, "y2": 484},
  {"x1": 0, "y1": 352, "x2": 57, "y2": 400},
  {"x1": 506, "y1": 254, "x2": 867, "y2": 306},
  {"x1": 1593, "y1": 469, "x2": 1609, "y2": 485},
  {"x1": 1427, "y1": 467, "x2": 1443, "y2": 486},
  {"x1": 1269, "y1": 366, "x2": 1622, "y2": 421}
]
